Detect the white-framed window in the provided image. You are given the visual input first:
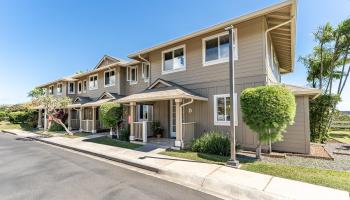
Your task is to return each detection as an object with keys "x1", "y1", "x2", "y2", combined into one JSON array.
[
  {"x1": 126, "y1": 66, "x2": 138, "y2": 84},
  {"x1": 83, "y1": 80, "x2": 87, "y2": 93},
  {"x1": 77, "y1": 81, "x2": 82, "y2": 94},
  {"x1": 137, "y1": 104, "x2": 153, "y2": 121},
  {"x1": 48, "y1": 85, "x2": 54, "y2": 95},
  {"x1": 57, "y1": 83, "x2": 63, "y2": 95},
  {"x1": 141, "y1": 62, "x2": 150, "y2": 82},
  {"x1": 68, "y1": 82, "x2": 75, "y2": 94},
  {"x1": 89, "y1": 74, "x2": 98, "y2": 90},
  {"x1": 104, "y1": 69, "x2": 116, "y2": 87},
  {"x1": 162, "y1": 45, "x2": 186, "y2": 74},
  {"x1": 213, "y1": 94, "x2": 238, "y2": 126},
  {"x1": 202, "y1": 31, "x2": 238, "y2": 66}
]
